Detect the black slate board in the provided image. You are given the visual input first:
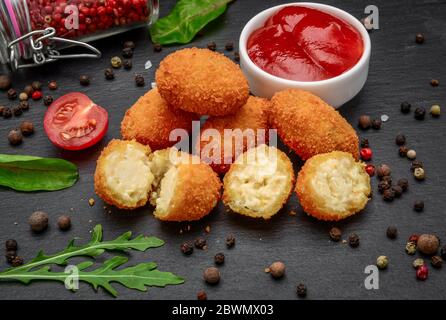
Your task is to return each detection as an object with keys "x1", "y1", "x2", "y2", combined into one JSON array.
[{"x1": 0, "y1": 0, "x2": 445, "y2": 300}]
